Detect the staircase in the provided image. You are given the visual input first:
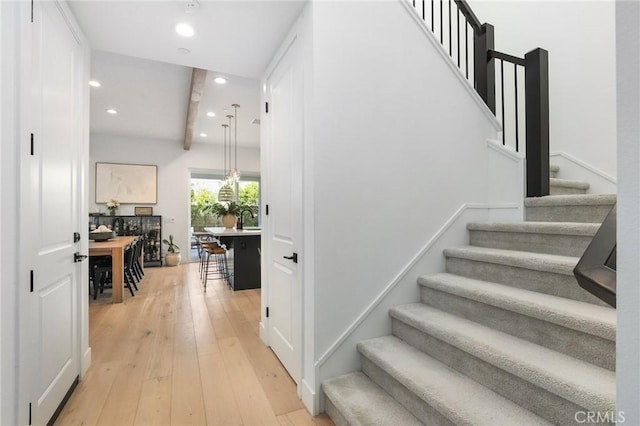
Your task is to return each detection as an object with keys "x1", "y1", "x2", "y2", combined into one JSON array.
[{"x1": 322, "y1": 168, "x2": 617, "y2": 426}]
